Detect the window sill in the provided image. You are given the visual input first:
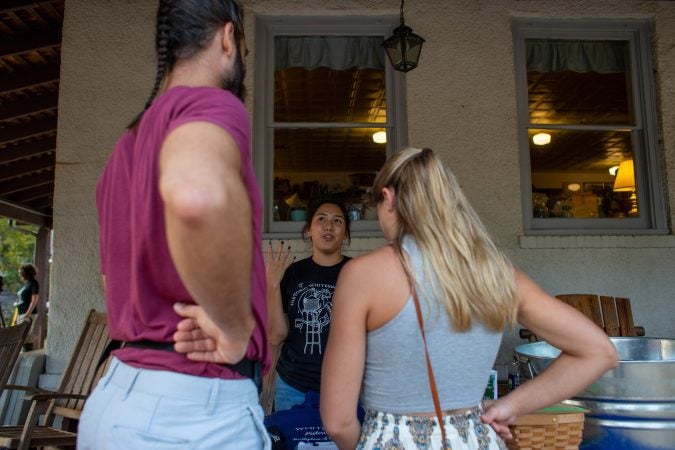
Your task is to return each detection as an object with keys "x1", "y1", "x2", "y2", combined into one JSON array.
[
  {"x1": 519, "y1": 234, "x2": 675, "y2": 249},
  {"x1": 262, "y1": 231, "x2": 384, "y2": 240}
]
